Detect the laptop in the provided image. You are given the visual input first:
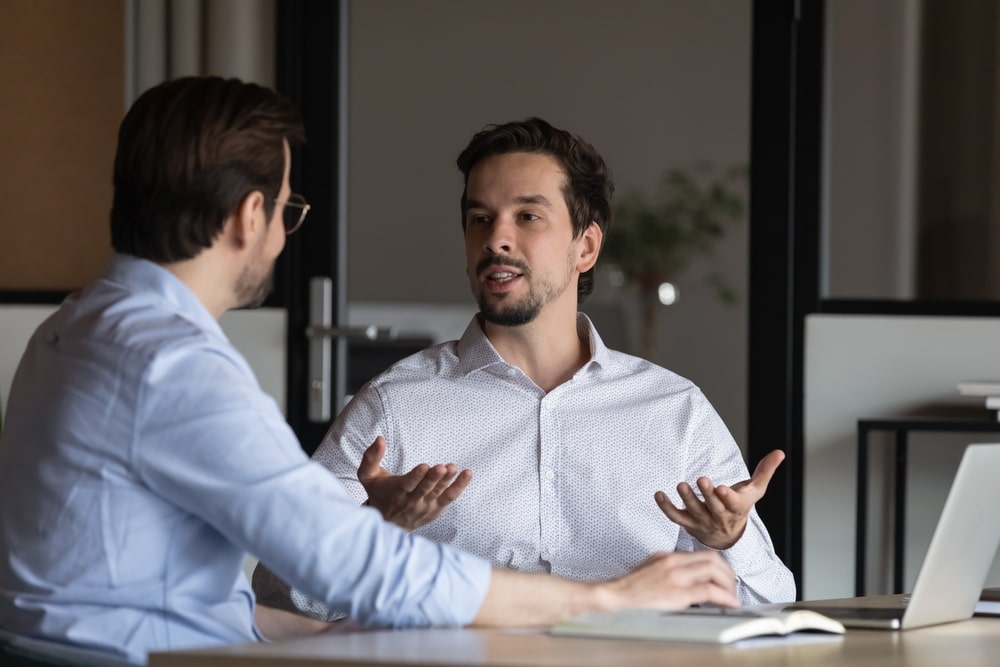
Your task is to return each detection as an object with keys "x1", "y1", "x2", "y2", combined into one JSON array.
[{"x1": 788, "y1": 443, "x2": 1000, "y2": 629}]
